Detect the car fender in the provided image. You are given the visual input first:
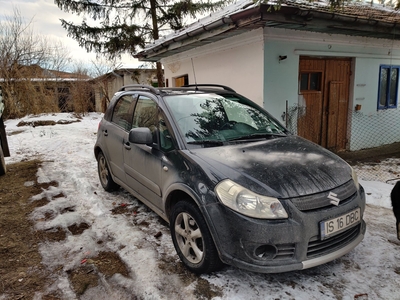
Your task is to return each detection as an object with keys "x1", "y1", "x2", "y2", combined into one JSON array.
[
  {"x1": 94, "y1": 144, "x2": 120, "y2": 185},
  {"x1": 163, "y1": 181, "x2": 226, "y2": 256},
  {"x1": 163, "y1": 182, "x2": 203, "y2": 217}
]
